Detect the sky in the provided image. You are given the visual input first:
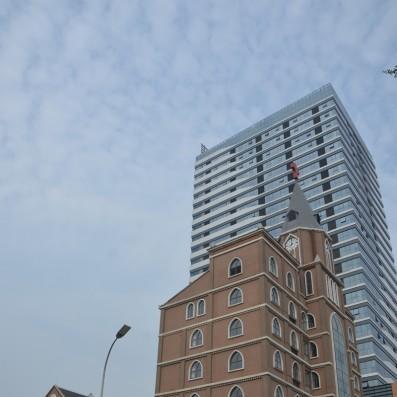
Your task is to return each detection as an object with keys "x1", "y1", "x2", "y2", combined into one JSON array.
[{"x1": 0, "y1": 1, "x2": 396, "y2": 396}]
